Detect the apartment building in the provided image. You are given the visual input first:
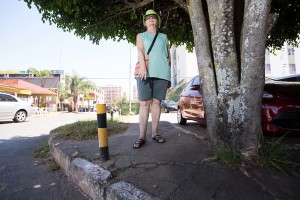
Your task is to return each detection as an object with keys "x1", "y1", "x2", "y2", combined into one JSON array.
[
  {"x1": 265, "y1": 43, "x2": 300, "y2": 77},
  {"x1": 171, "y1": 42, "x2": 300, "y2": 88},
  {"x1": 99, "y1": 85, "x2": 125, "y2": 106},
  {"x1": 170, "y1": 45, "x2": 198, "y2": 89}
]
